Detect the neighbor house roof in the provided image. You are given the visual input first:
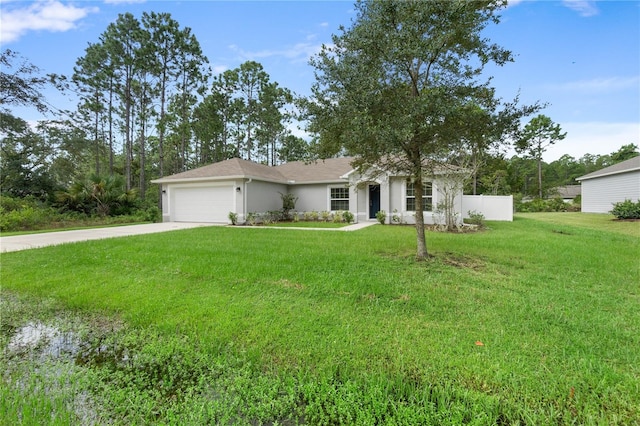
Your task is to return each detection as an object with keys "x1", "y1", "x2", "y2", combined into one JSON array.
[
  {"x1": 576, "y1": 156, "x2": 640, "y2": 181},
  {"x1": 151, "y1": 157, "x2": 356, "y2": 184},
  {"x1": 550, "y1": 185, "x2": 581, "y2": 199}
]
